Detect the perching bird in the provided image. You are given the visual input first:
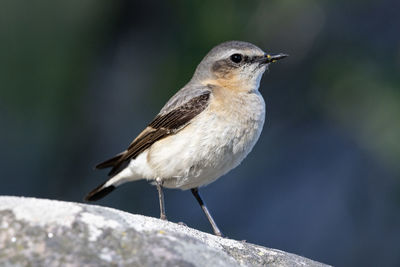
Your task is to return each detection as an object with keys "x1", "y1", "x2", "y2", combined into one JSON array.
[{"x1": 85, "y1": 41, "x2": 287, "y2": 236}]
